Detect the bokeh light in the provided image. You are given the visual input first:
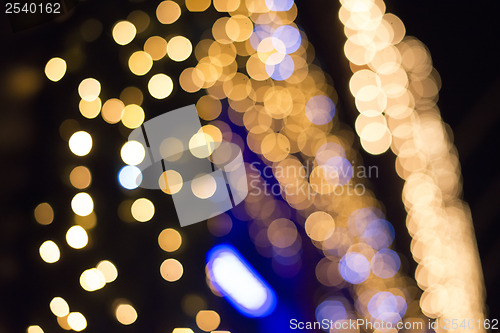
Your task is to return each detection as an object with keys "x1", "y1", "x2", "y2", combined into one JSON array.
[
  {"x1": 115, "y1": 302, "x2": 138, "y2": 325},
  {"x1": 118, "y1": 165, "x2": 142, "y2": 190},
  {"x1": 34, "y1": 202, "x2": 54, "y2": 225},
  {"x1": 121, "y1": 141, "x2": 146, "y2": 166},
  {"x1": 339, "y1": 252, "x2": 370, "y2": 284},
  {"x1": 148, "y1": 73, "x2": 173, "y2": 99},
  {"x1": 67, "y1": 312, "x2": 87, "y2": 331},
  {"x1": 96, "y1": 260, "x2": 118, "y2": 283},
  {"x1": 158, "y1": 228, "x2": 182, "y2": 252},
  {"x1": 80, "y1": 268, "x2": 106, "y2": 292},
  {"x1": 160, "y1": 258, "x2": 184, "y2": 282},
  {"x1": 66, "y1": 225, "x2": 89, "y2": 249},
  {"x1": 50, "y1": 297, "x2": 70, "y2": 317},
  {"x1": 68, "y1": 131, "x2": 92, "y2": 156},
  {"x1": 131, "y1": 198, "x2": 155, "y2": 222},
  {"x1": 112, "y1": 21, "x2": 136, "y2": 45},
  {"x1": 78, "y1": 78, "x2": 101, "y2": 101},
  {"x1": 71, "y1": 192, "x2": 94, "y2": 217},
  {"x1": 44, "y1": 57, "x2": 67, "y2": 82},
  {"x1": 156, "y1": 1, "x2": 181, "y2": 24},
  {"x1": 39, "y1": 240, "x2": 60, "y2": 264},
  {"x1": 70, "y1": 166, "x2": 92, "y2": 189},
  {"x1": 196, "y1": 310, "x2": 221, "y2": 332},
  {"x1": 167, "y1": 36, "x2": 192, "y2": 62}
]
